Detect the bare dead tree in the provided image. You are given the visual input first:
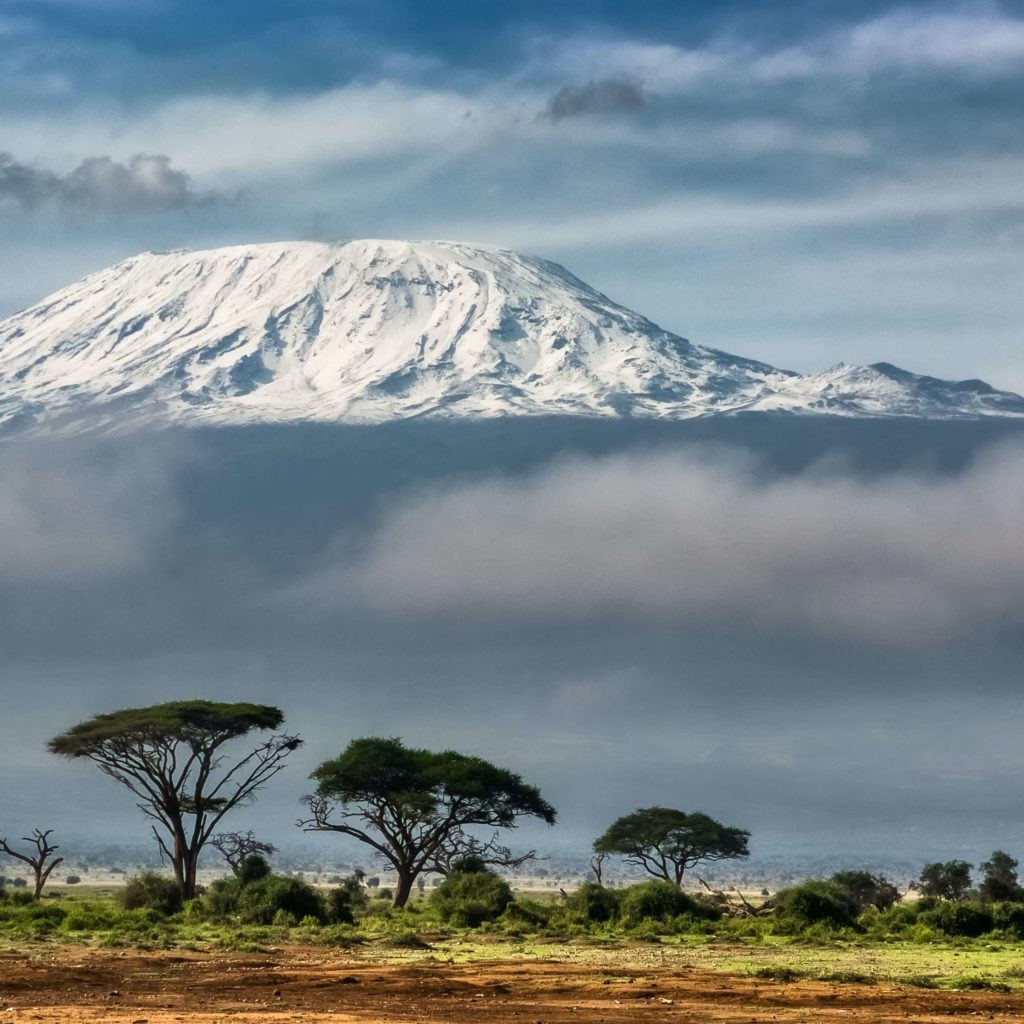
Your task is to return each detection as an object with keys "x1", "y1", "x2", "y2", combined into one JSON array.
[
  {"x1": 0, "y1": 829, "x2": 64, "y2": 899},
  {"x1": 697, "y1": 876, "x2": 773, "y2": 918},
  {"x1": 589, "y1": 852, "x2": 606, "y2": 885},
  {"x1": 209, "y1": 831, "x2": 277, "y2": 875}
]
